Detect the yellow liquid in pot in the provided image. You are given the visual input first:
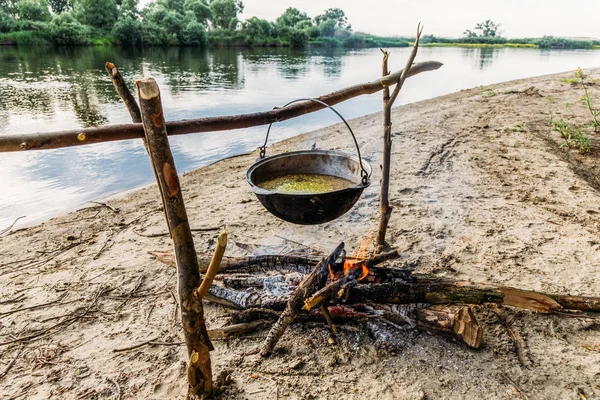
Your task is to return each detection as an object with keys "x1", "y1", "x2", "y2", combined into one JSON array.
[{"x1": 258, "y1": 173, "x2": 354, "y2": 194}]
